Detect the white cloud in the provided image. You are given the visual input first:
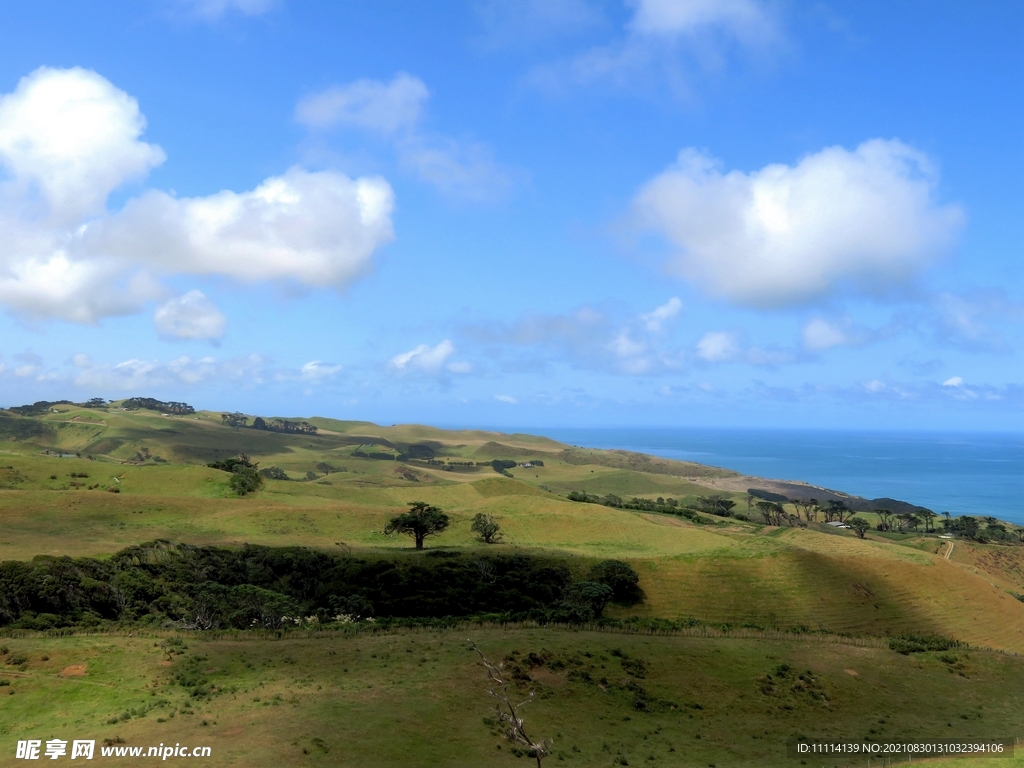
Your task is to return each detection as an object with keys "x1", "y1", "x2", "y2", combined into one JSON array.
[
  {"x1": 468, "y1": 299, "x2": 690, "y2": 375},
  {"x1": 154, "y1": 290, "x2": 227, "y2": 341},
  {"x1": 0, "y1": 67, "x2": 165, "y2": 223},
  {"x1": 532, "y1": 0, "x2": 779, "y2": 93},
  {"x1": 297, "y1": 74, "x2": 511, "y2": 201},
  {"x1": 0, "y1": 255, "x2": 161, "y2": 323},
  {"x1": 388, "y1": 340, "x2": 455, "y2": 374},
  {"x1": 629, "y1": 0, "x2": 775, "y2": 42},
  {"x1": 175, "y1": 0, "x2": 277, "y2": 20},
  {"x1": 300, "y1": 360, "x2": 342, "y2": 380},
  {"x1": 640, "y1": 296, "x2": 682, "y2": 331},
  {"x1": 446, "y1": 360, "x2": 473, "y2": 374},
  {"x1": 0, "y1": 68, "x2": 395, "y2": 323},
  {"x1": 864, "y1": 379, "x2": 886, "y2": 393},
  {"x1": 295, "y1": 73, "x2": 429, "y2": 134},
  {"x1": 941, "y1": 375, "x2": 978, "y2": 401},
  {"x1": 71, "y1": 353, "x2": 92, "y2": 368},
  {"x1": 92, "y1": 167, "x2": 394, "y2": 287},
  {"x1": 474, "y1": 0, "x2": 603, "y2": 48},
  {"x1": 695, "y1": 331, "x2": 738, "y2": 361},
  {"x1": 633, "y1": 140, "x2": 964, "y2": 307},
  {"x1": 73, "y1": 353, "x2": 267, "y2": 391},
  {"x1": 494, "y1": 394, "x2": 518, "y2": 404},
  {"x1": 802, "y1": 317, "x2": 850, "y2": 352},
  {"x1": 397, "y1": 136, "x2": 513, "y2": 201}
]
